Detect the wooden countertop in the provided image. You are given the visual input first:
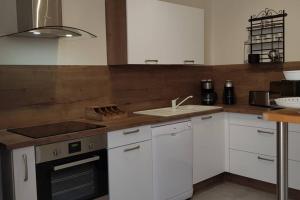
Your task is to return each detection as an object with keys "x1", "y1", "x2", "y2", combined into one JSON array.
[
  {"x1": 0, "y1": 104, "x2": 271, "y2": 150},
  {"x1": 263, "y1": 108, "x2": 300, "y2": 123},
  {"x1": 220, "y1": 104, "x2": 273, "y2": 115}
]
